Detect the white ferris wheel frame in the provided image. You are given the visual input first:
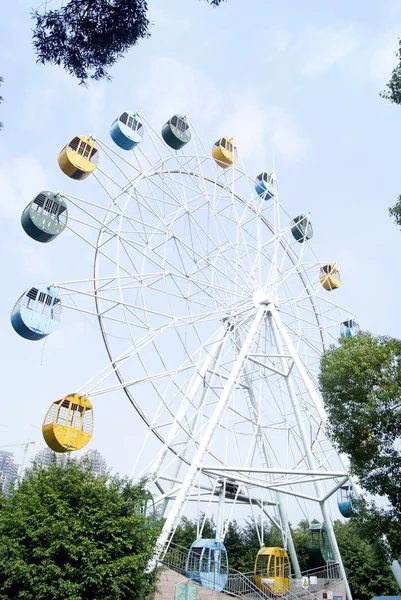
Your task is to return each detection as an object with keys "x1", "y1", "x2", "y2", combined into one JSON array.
[{"x1": 48, "y1": 115, "x2": 401, "y2": 599}]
